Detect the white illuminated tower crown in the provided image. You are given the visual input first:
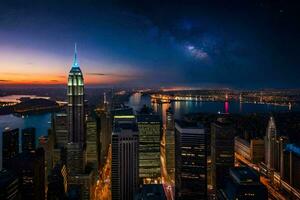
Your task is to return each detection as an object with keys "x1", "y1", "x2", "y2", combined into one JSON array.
[{"x1": 67, "y1": 44, "x2": 85, "y2": 146}]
